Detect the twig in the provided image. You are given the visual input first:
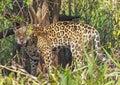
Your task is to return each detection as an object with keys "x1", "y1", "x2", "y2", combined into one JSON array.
[{"x1": 0, "y1": 64, "x2": 40, "y2": 83}]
